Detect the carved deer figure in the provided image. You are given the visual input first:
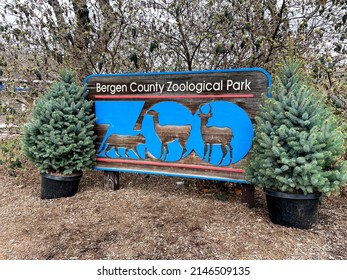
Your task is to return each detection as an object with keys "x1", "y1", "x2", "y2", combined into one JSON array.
[
  {"x1": 104, "y1": 133, "x2": 146, "y2": 158},
  {"x1": 198, "y1": 104, "x2": 233, "y2": 165},
  {"x1": 147, "y1": 110, "x2": 192, "y2": 160}
]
